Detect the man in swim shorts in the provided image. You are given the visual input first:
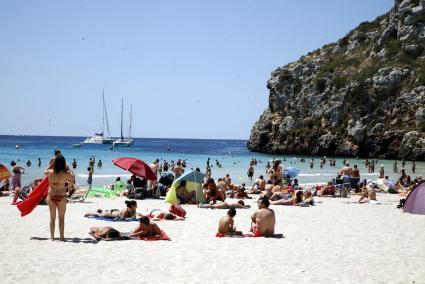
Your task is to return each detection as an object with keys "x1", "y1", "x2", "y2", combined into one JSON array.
[{"x1": 251, "y1": 197, "x2": 275, "y2": 236}]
